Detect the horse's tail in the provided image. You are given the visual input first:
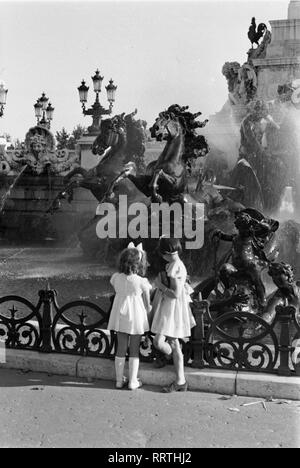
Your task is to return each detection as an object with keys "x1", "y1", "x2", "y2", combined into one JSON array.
[{"x1": 64, "y1": 167, "x2": 87, "y2": 183}]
